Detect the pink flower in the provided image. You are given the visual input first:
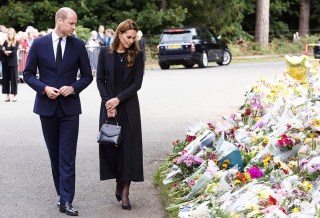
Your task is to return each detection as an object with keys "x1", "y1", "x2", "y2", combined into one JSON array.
[
  {"x1": 247, "y1": 166, "x2": 264, "y2": 178},
  {"x1": 278, "y1": 140, "x2": 284, "y2": 146},
  {"x1": 187, "y1": 180, "x2": 195, "y2": 187},
  {"x1": 284, "y1": 138, "x2": 293, "y2": 145}
]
